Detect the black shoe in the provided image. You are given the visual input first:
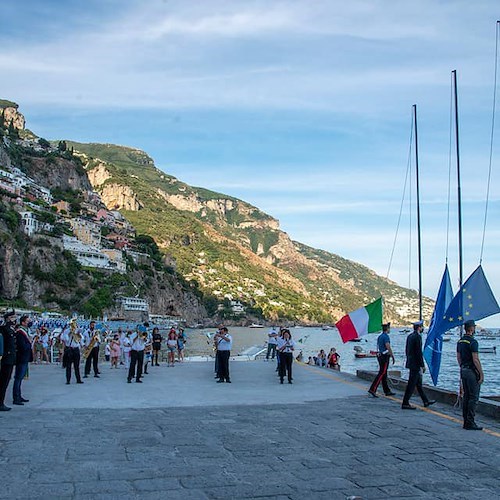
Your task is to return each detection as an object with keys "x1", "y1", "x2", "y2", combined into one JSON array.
[
  {"x1": 155, "y1": 363, "x2": 160, "y2": 367},
  {"x1": 94, "y1": 374, "x2": 100, "y2": 378},
  {"x1": 83, "y1": 375, "x2": 89, "y2": 378},
  {"x1": 20, "y1": 398, "x2": 29, "y2": 403},
  {"x1": 120, "y1": 362, "x2": 124, "y2": 365},
  {"x1": 385, "y1": 392, "x2": 395, "y2": 396},
  {"x1": 127, "y1": 379, "x2": 132, "y2": 383},
  {"x1": 216, "y1": 379, "x2": 225, "y2": 383},
  {"x1": 368, "y1": 390, "x2": 379, "y2": 398},
  {"x1": 226, "y1": 380, "x2": 231, "y2": 383},
  {"x1": 66, "y1": 381, "x2": 70, "y2": 385},
  {"x1": 0, "y1": 404, "x2": 11, "y2": 411},
  {"x1": 136, "y1": 380, "x2": 142, "y2": 383},
  {"x1": 144, "y1": 371, "x2": 148, "y2": 375},
  {"x1": 77, "y1": 381, "x2": 84, "y2": 384},
  {"x1": 424, "y1": 400, "x2": 436, "y2": 407},
  {"x1": 464, "y1": 423, "x2": 483, "y2": 430},
  {"x1": 288, "y1": 381, "x2": 293, "y2": 384},
  {"x1": 402, "y1": 404, "x2": 416, "y2": 410},
  {"x1": 280, "y1": 379, "x2": 284, "y2": 384},
  {"x1": 12, "y1": 401, "x2": 24, "y2": 406}
]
